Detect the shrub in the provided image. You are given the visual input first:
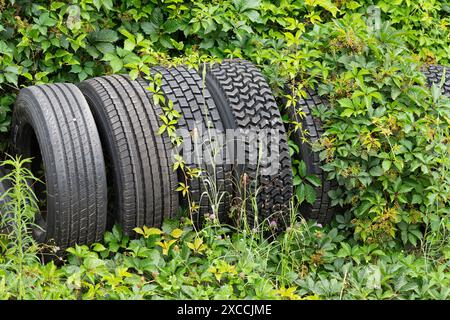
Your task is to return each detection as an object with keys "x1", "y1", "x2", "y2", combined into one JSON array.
[
  {"x1": 0, "y1": 0, "x2": 448, "y2": 264},
  {"x1": 289, "y1": 14, "x2": 450, "y2": 245}
]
